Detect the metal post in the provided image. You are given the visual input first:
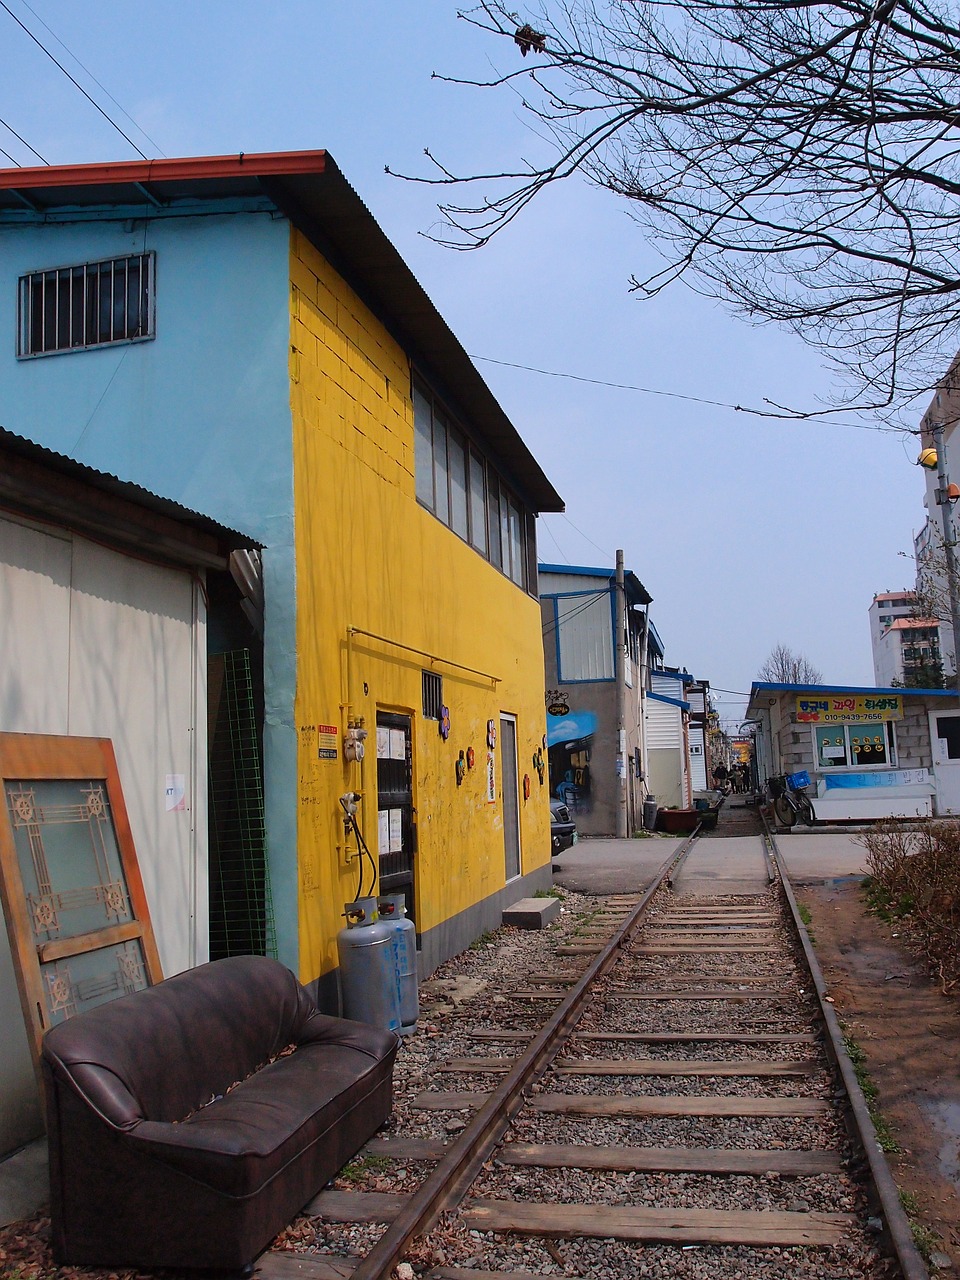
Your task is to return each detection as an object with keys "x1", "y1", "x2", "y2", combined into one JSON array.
[
  {"x1": 615, "y1": 550, "x2": 628, "y2": 837},
  {"x1": 931, "y1": 421, "x2": 960, "y2": 698}
]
